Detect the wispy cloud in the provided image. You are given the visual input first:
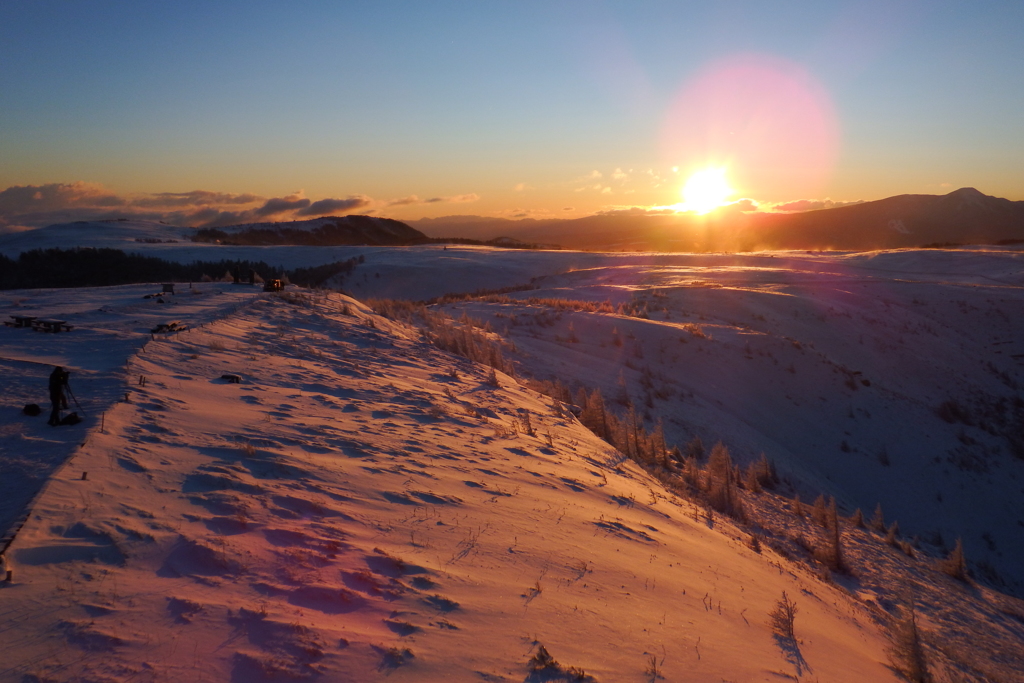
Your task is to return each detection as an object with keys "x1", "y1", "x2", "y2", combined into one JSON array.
[
  {"x1": 254, "y1": 192, "x2": 311, "y2": 218},
  {"x1": 446, "y1": 193, "x2": 480, "y2": 203},
  {"x1": 296, "y1": 195, "x2": 373, "y2": 216},
  {"x1": 132, "y1": 190, "x2": 262, "y2": 208},
  {"x1": 0, "y1": 182, "x2": 124, "y2": 216},
  {"x1": 730, "y1": 198, "x2": 760, "y2": 212},
  {"x1": 388, "y1": 193, "x2": 480, "y2": 207},
  {"x1": 766, "y1": 198, "x2": 864, "y2": 212}
]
